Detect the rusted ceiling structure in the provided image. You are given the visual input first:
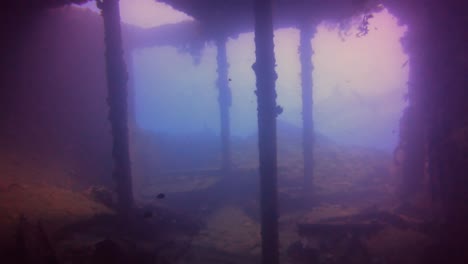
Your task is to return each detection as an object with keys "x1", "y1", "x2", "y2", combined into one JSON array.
[
  {"x1": 3, "y1": 0, "x2": 88, "y2": 9},
  {"x1": 127, "y1": 0, "x2": 382, "y2": 49},
  {"x1": 157, "y1": 0, "x2": 376, "y2": 30}
]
